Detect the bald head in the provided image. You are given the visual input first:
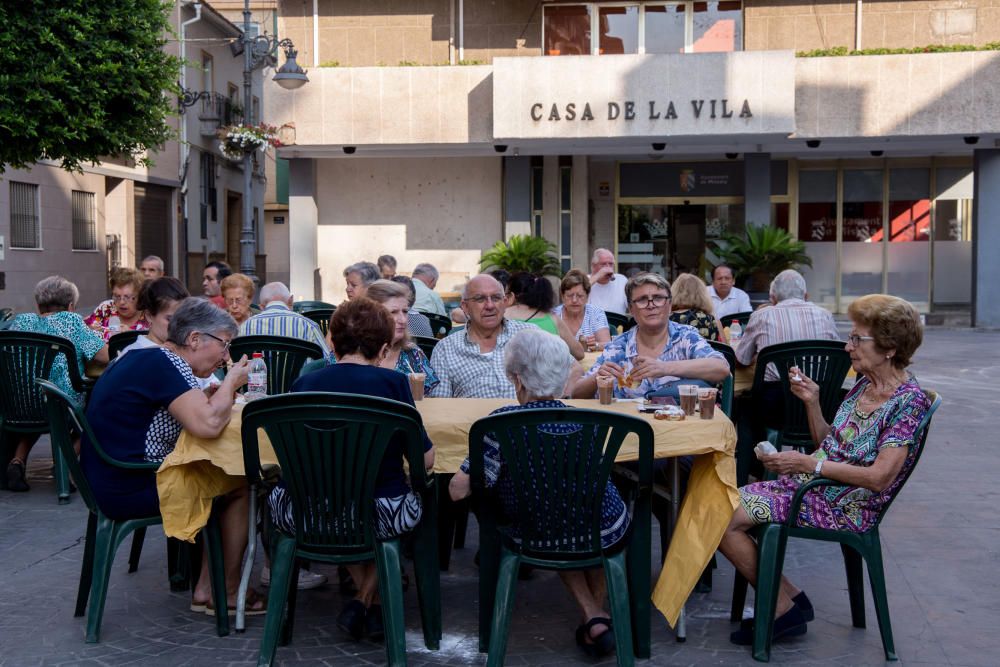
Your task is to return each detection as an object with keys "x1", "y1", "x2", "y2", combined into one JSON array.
[{"x1": 462, "y1": 274, "x2": 504, "y2": 299}]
